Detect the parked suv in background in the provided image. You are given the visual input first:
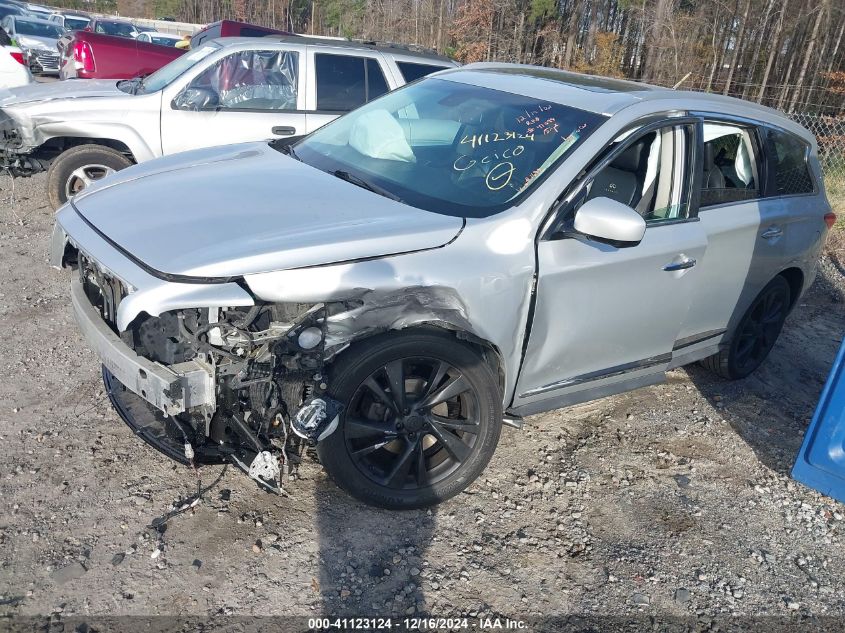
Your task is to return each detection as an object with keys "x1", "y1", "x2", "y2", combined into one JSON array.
[
  {"x1": 0, "y1": 35, "x2": 455, "y2": 208},
  {"x1": 51, "y1": 65, "x2": 834, "y2": 508},
  {"x1": 47, "y1": 12, "x2": 91, "y2": 32},
  {"x1": 85, "y1": 18, "x2": 139, "y2": 39}
]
